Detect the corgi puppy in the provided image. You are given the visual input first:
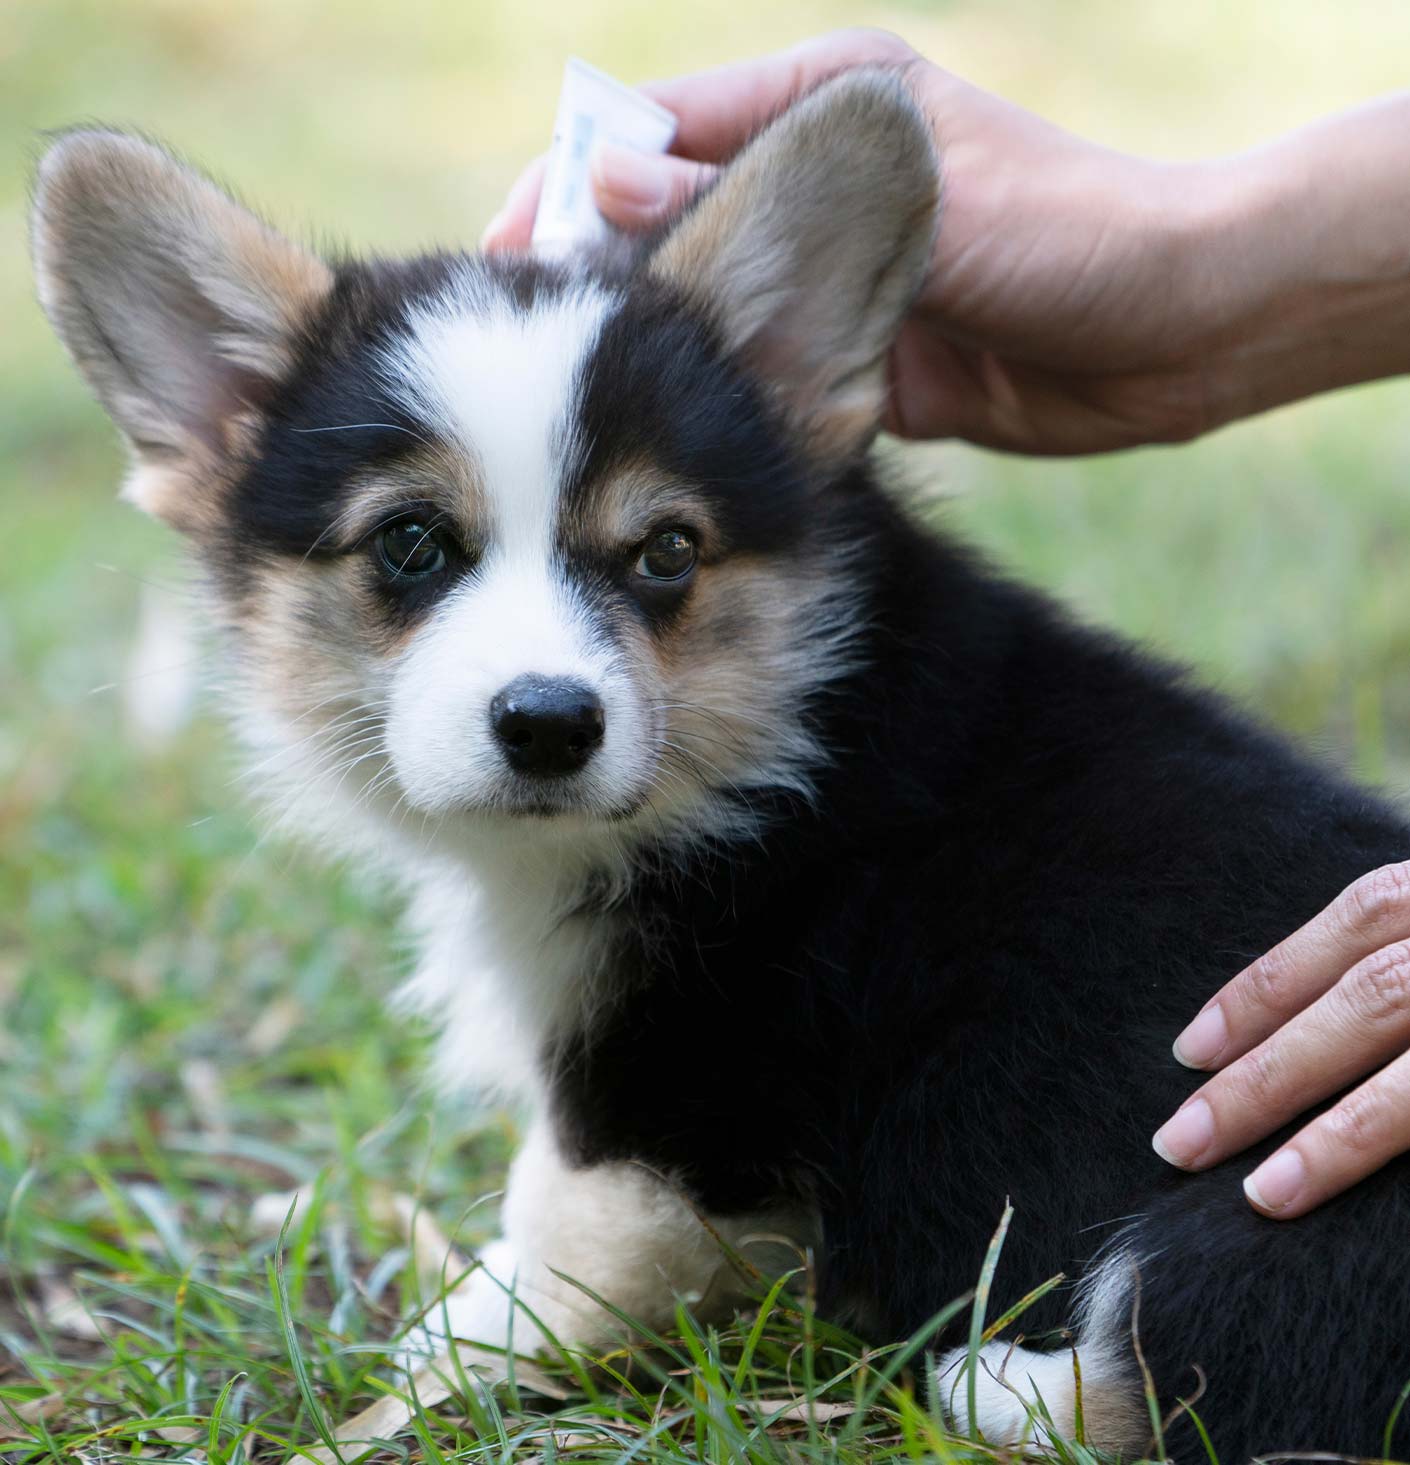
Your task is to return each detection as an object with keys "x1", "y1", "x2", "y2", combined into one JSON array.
[{"x1": 32, "y1": 72, "x2": 1410, "y2": 1457}]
